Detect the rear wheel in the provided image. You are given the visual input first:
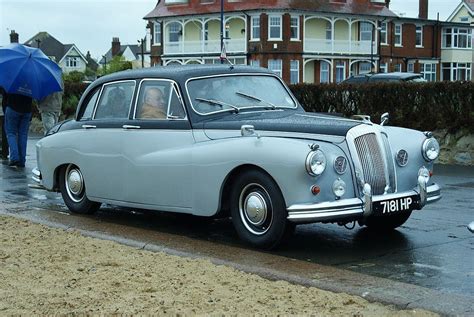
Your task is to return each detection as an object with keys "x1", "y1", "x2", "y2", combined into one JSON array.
[
  {"x1": 230, "y1": 170, "x2": 293, "y2": 249},
  {"x1": 59, "y1": 164, "x2": 101, "y2": 214},
  {"x1": 363, "y1": 211, "x2": 412, "y2": 231}
]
